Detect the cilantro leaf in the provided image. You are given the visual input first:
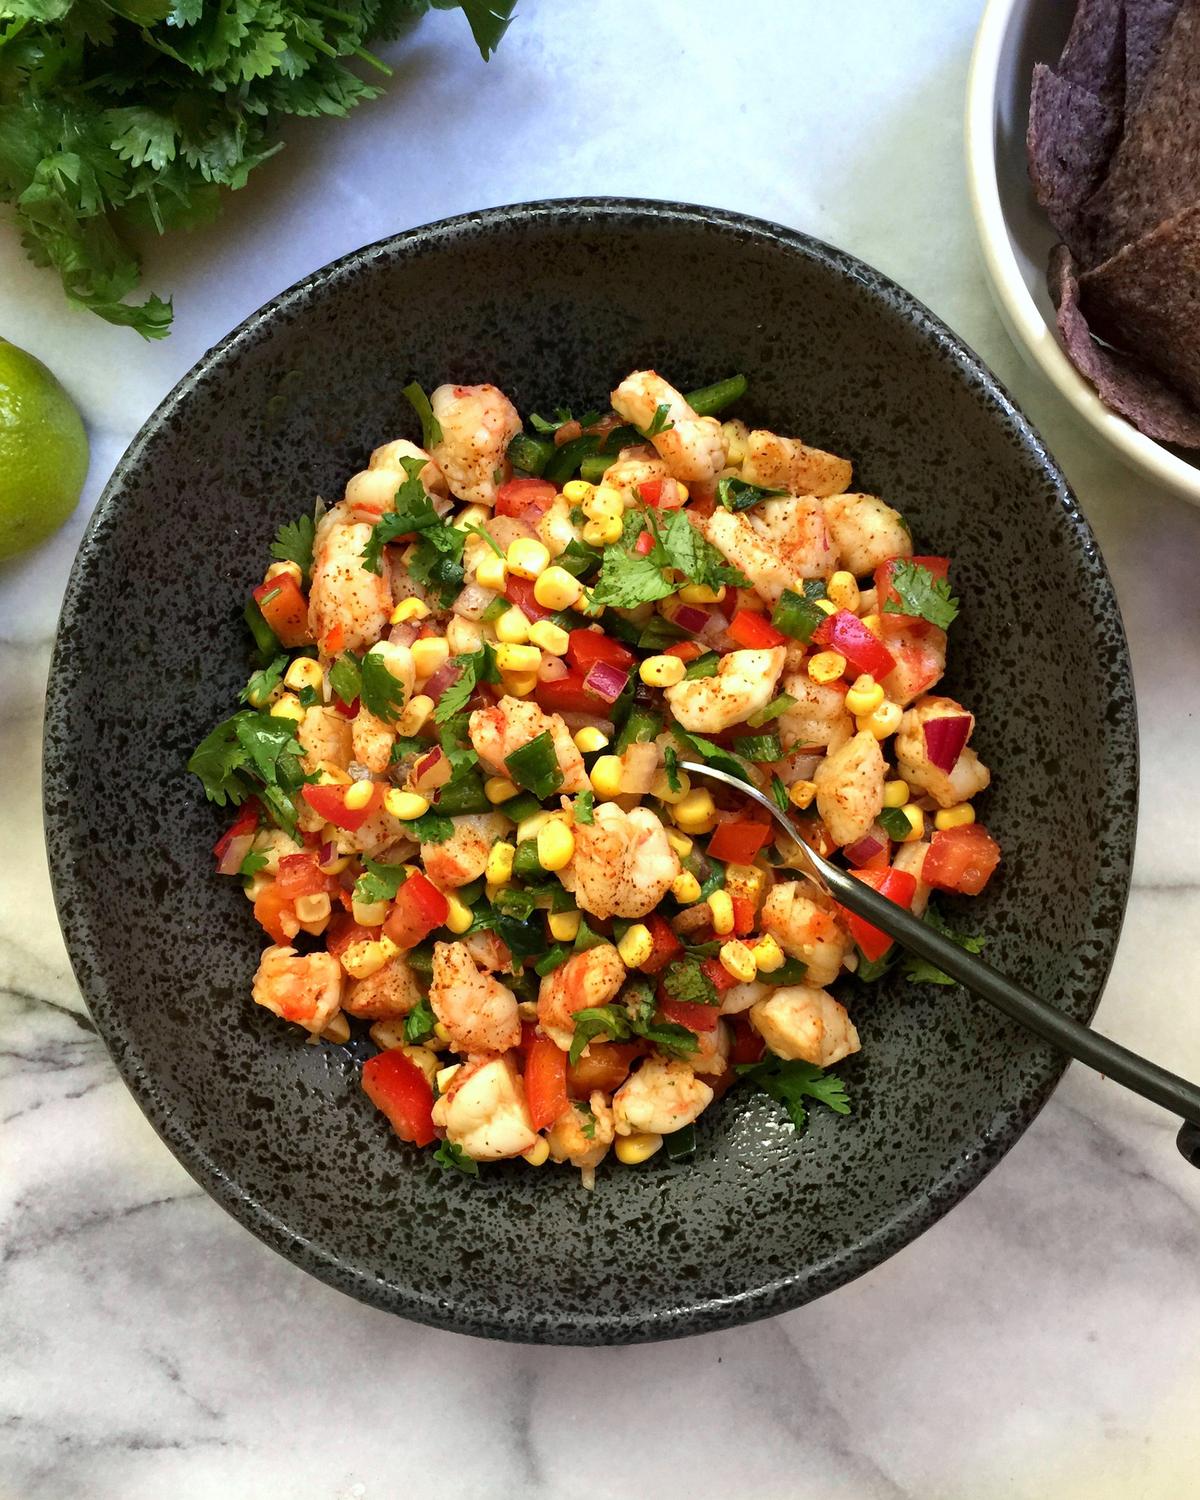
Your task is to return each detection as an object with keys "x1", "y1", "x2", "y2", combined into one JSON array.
[
  {"x1": 239, "y1": 849, "x2": 268, "y2": 879},
  {"x1": 573, "y1": 788, "x2": 595, "y2": 825},
  {"x1": 900, "y1": 902, "x2": 986, "y2": 985},
  {"x1": 239, "y1": 653, "x2": 287, "y2": 709},
  {"x1": 589, "y1": 507, "x2": 746, "y2": 608},
  {"x1": 770, "y1": 775, "x2": 791, "y2": 813},
  {"x1": 187, "y1": 710, "x2": 309, "y2": 832},
  {"x1": 360, "y1": 650, "x2": 409, "y2": 722},
  {"x1": 402, "y1": 381, "x2": 442, "y2": 449},
  {"x1": 360, "y1": 457, "x2": 443, "y2": 574},
  {"x1": 269, "y1": 513, "x2": 316, "y2": 579},
  {"x1": 403, "y1": 995, "x2": 437, "y2": 1044},
  {"x1": 671, "y1": 725, "x2": 756, "y2": 786},
  {"x1": 882, "y1": 561, "x2": 959, "y2": 630},
  {"x1": 353, "y1": 858, "x2": 408, "y2": 905},
  {"x1": 660, "y1": 956, "x2": 719, "y2": 1007},
  {"x1": 406, "y1": 810, "x2": 455, "y2": 844},
  {"x1": 434, "y1": 644, "x2": 501, "y2": 723},
  {"x1": 736, "y1": 1055, "x2": 851, "y2": 1133},
  {"x1": 663, "y1": 745, "x2": 681, "y2": 793},
  {"x1": 576, "y1": 1101, "x2": 597, "y2": 1139},
  {"x1": 432, "y1": 1139, "x2": 479, "y2": 1175},
  {"x1": 643, "y1": 402, "x2": 674, "y2": 438}
]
